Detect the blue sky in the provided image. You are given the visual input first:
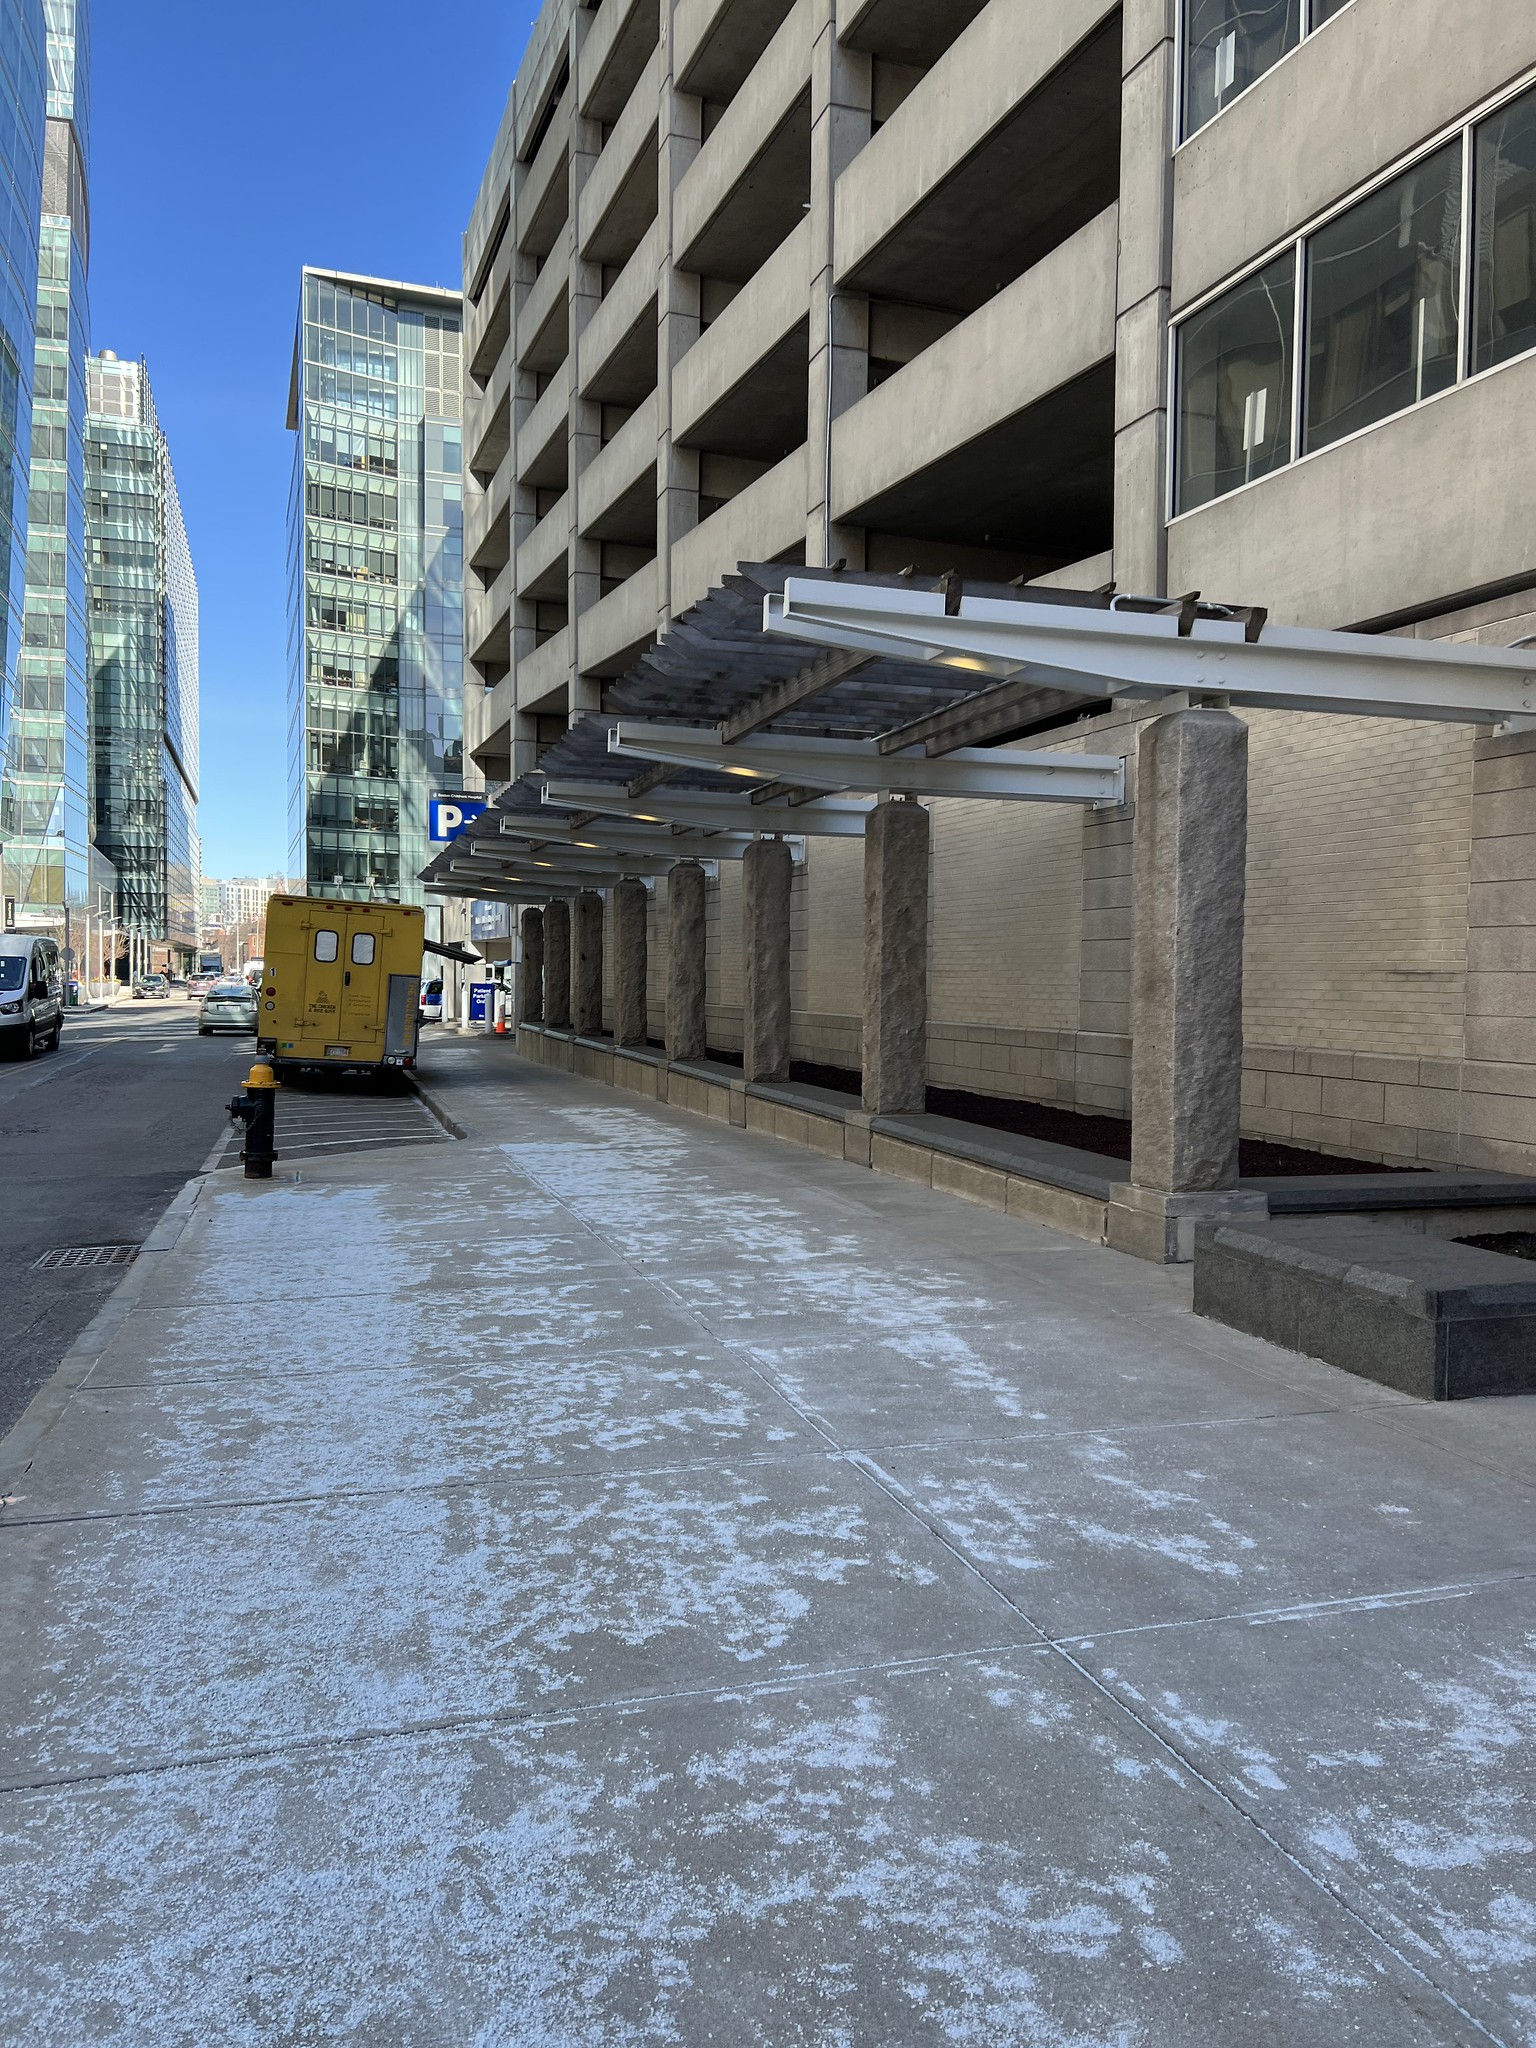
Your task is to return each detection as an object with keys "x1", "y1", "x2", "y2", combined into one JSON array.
[{"x1": 90, "y1": 0, "x2": 540, "y2": 879}]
